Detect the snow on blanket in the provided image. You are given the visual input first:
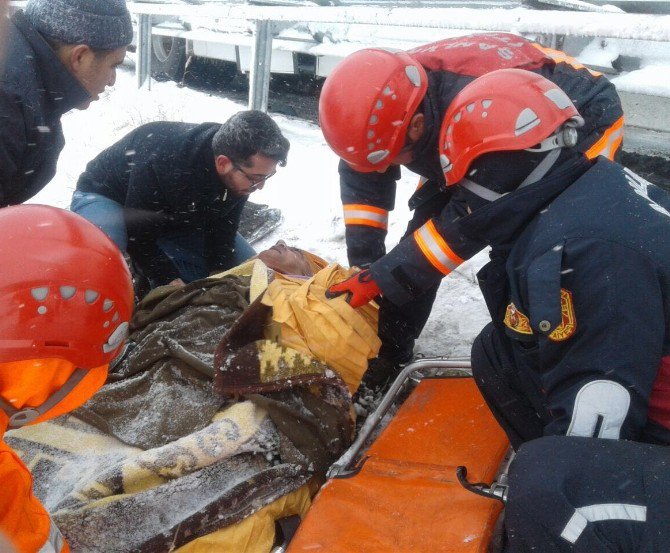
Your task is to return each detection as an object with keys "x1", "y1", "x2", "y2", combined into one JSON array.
[{"x1": 5, "y1": 274, "x2": 354, "y2": 551}]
